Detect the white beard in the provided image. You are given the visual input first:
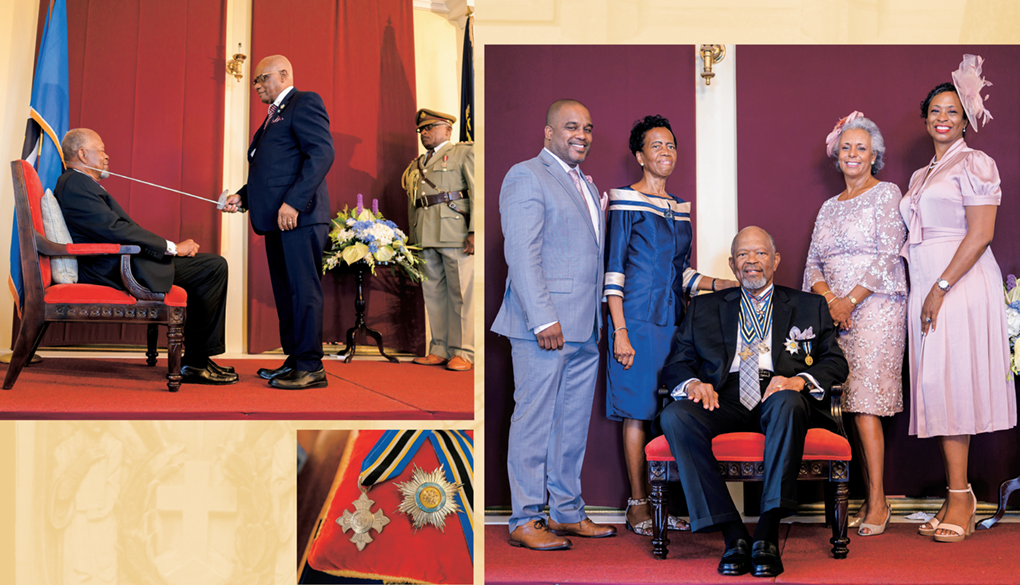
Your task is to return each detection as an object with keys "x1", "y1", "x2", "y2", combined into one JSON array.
[{"x1": 740, "y1": 274, "x2": 767, "y2": 290}]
